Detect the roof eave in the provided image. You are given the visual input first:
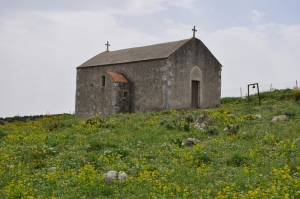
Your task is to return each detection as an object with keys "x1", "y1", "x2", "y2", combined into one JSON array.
[{"x1": 77, "y1": 57, "x2": 168, "y2": 69}]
